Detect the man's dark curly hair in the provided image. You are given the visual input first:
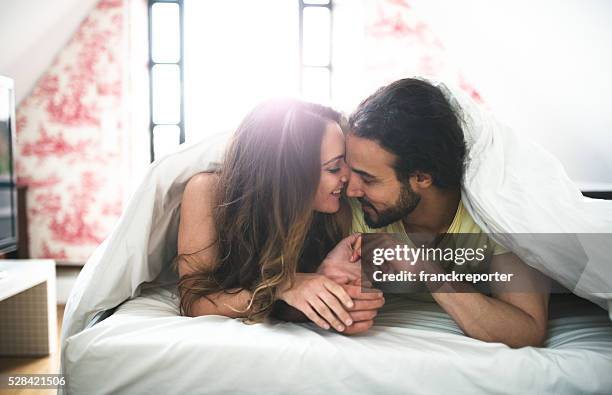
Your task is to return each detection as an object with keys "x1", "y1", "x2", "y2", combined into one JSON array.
[{"x1": 348, "y1": 78, "x2": 466, "y2": 188}]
